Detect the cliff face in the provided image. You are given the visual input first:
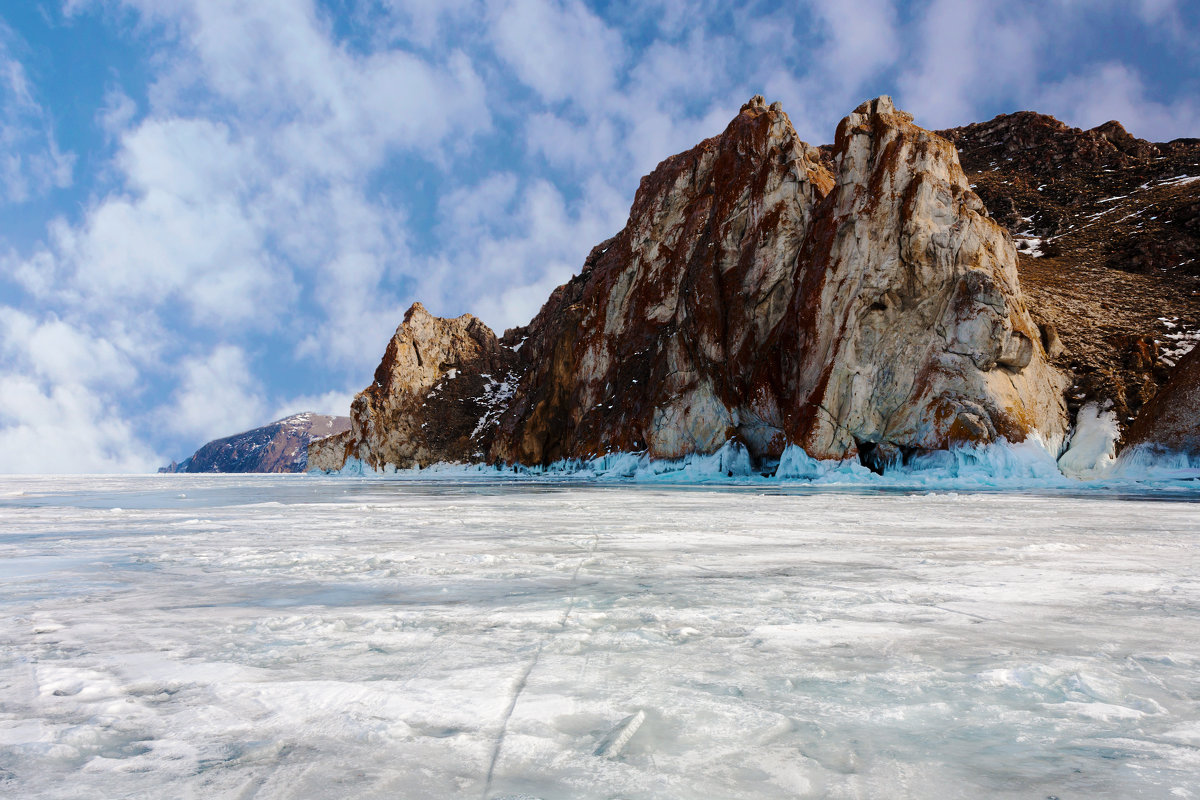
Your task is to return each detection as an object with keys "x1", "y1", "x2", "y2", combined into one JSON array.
[
  {"x1": 488, "y1": 96, "x2": 1065, "y2": 466},
  {"x1": 162, "y1": 413, "x2": 350, "y2": 473},
  {"x1": 490, "y1": 96, "x2": 836, "y2": 464},
  {"x1": 309, "y1": 303, "x2": 521, "y2": 472},
  {"x1": 763, "y1": 98, "x2": 1066, "y2": 463},
  {"x1": 937, "y1": 112, "x2": 1200, "y2": 432},
  {"x1": 314, "y1": 96, "x2": 1069, "y2": 473}
]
